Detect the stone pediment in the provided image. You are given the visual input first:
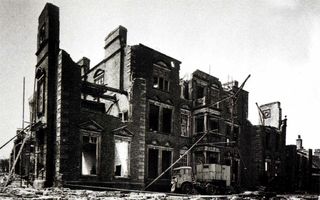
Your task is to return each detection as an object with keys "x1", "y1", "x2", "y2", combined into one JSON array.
[
  {"x1": 79, "y1": 120, "x2": 104, "y2": 132},
  {"x1": 112, "y1": 126, "x2": 134, "y2": 138}
]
